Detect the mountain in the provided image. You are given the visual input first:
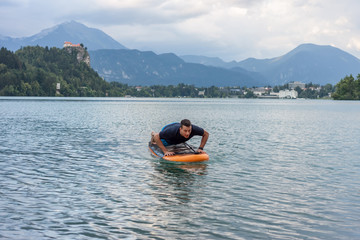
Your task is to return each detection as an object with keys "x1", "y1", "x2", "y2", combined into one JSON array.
[
  {"x1": 180, "y1": 55, "x2": 239, "y2": 69},
  {"x1": 238, "y1": 44, "x2": 360, "y2": 85},
  {"x1": 181, "y1": 44, "x2": 360, "y2": 86},
  {"x1": 0, "y1": 21, "x2": 127, "y2": 51},
  {"x1": 3, "y1": 21, "x2": 359, "y2": 87},
  {"x1": 1, "y1": 21, "x2": 260, "y2": 87},
  {"x1": 89, "y1": 49, "x2": 260, "y2": 87}
]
